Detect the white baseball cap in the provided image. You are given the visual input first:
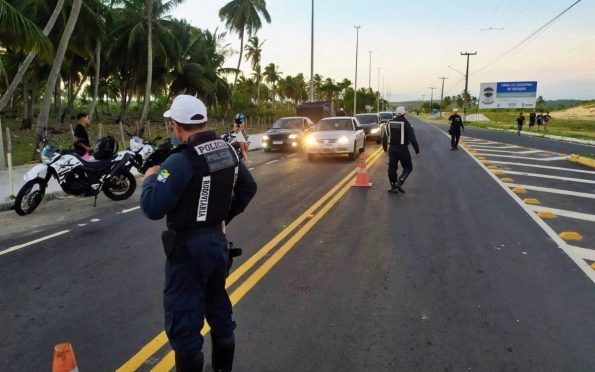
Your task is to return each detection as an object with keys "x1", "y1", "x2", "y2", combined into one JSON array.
[
  {"x1": 453, "y1": 108, "x2": 459, "y2": 112},
  {"x1": 163, "y1": 95, "x2": 208, "y2": 124},
  {"x1": 396, "y1": 106, "x2": 406, "y2": 115},
  {"x1": 340, "y1": 108, "x2": 344, "y2": 111}
]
